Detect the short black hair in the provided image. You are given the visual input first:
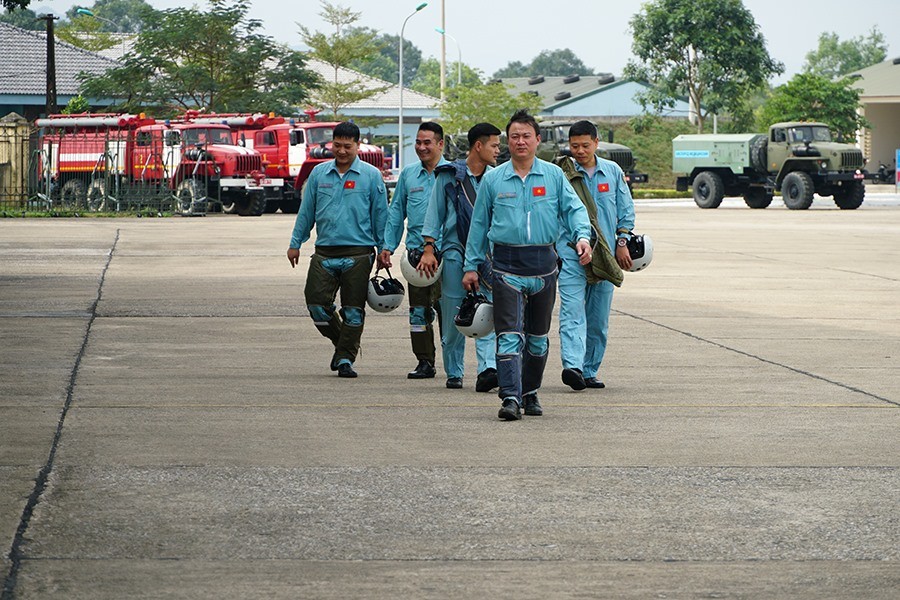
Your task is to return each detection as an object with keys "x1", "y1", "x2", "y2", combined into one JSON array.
[
  {"x1": 568, "y1": 120, "x2": 598, "y2": 140},
  {"x1": 467, "y1": 122, "x2": 502, "y2": 146},
  {"x1": 505, "y1": 109, "x2": 539, "y2": 136},
  {"x1": 418, "y1": 121, "x2": 444, "y2": 139},
  {"x1": 333, "y1": 121, "x2": 360, "y2": 142}
]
